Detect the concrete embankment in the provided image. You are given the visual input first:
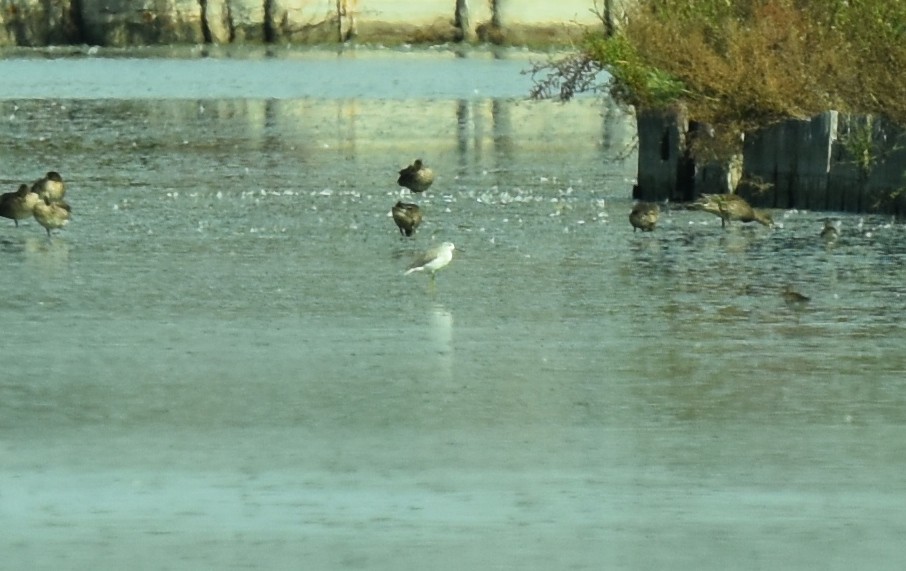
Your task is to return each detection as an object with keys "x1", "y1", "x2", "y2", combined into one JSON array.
[
  {"x1": 634, "y1": 109, "x2": 906, "y2": 216},
  {"x1": 0, "y1": 0, "x2": 620, "y2": 47}
]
